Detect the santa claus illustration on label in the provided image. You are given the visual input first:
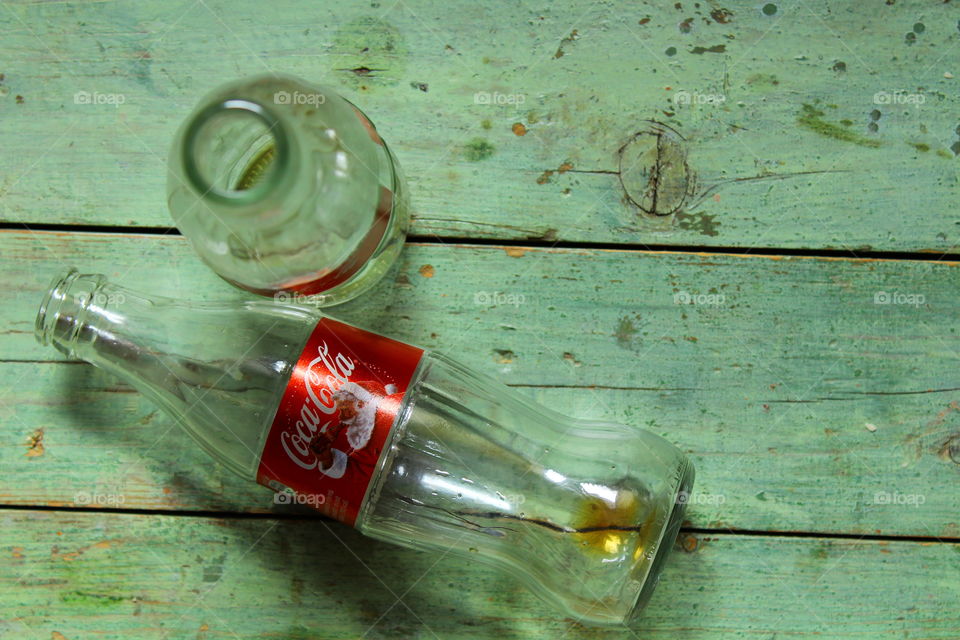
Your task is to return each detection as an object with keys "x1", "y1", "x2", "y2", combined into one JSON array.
[{"x1": 308, "y1": 380, "x2": 400, "y2": 480}]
